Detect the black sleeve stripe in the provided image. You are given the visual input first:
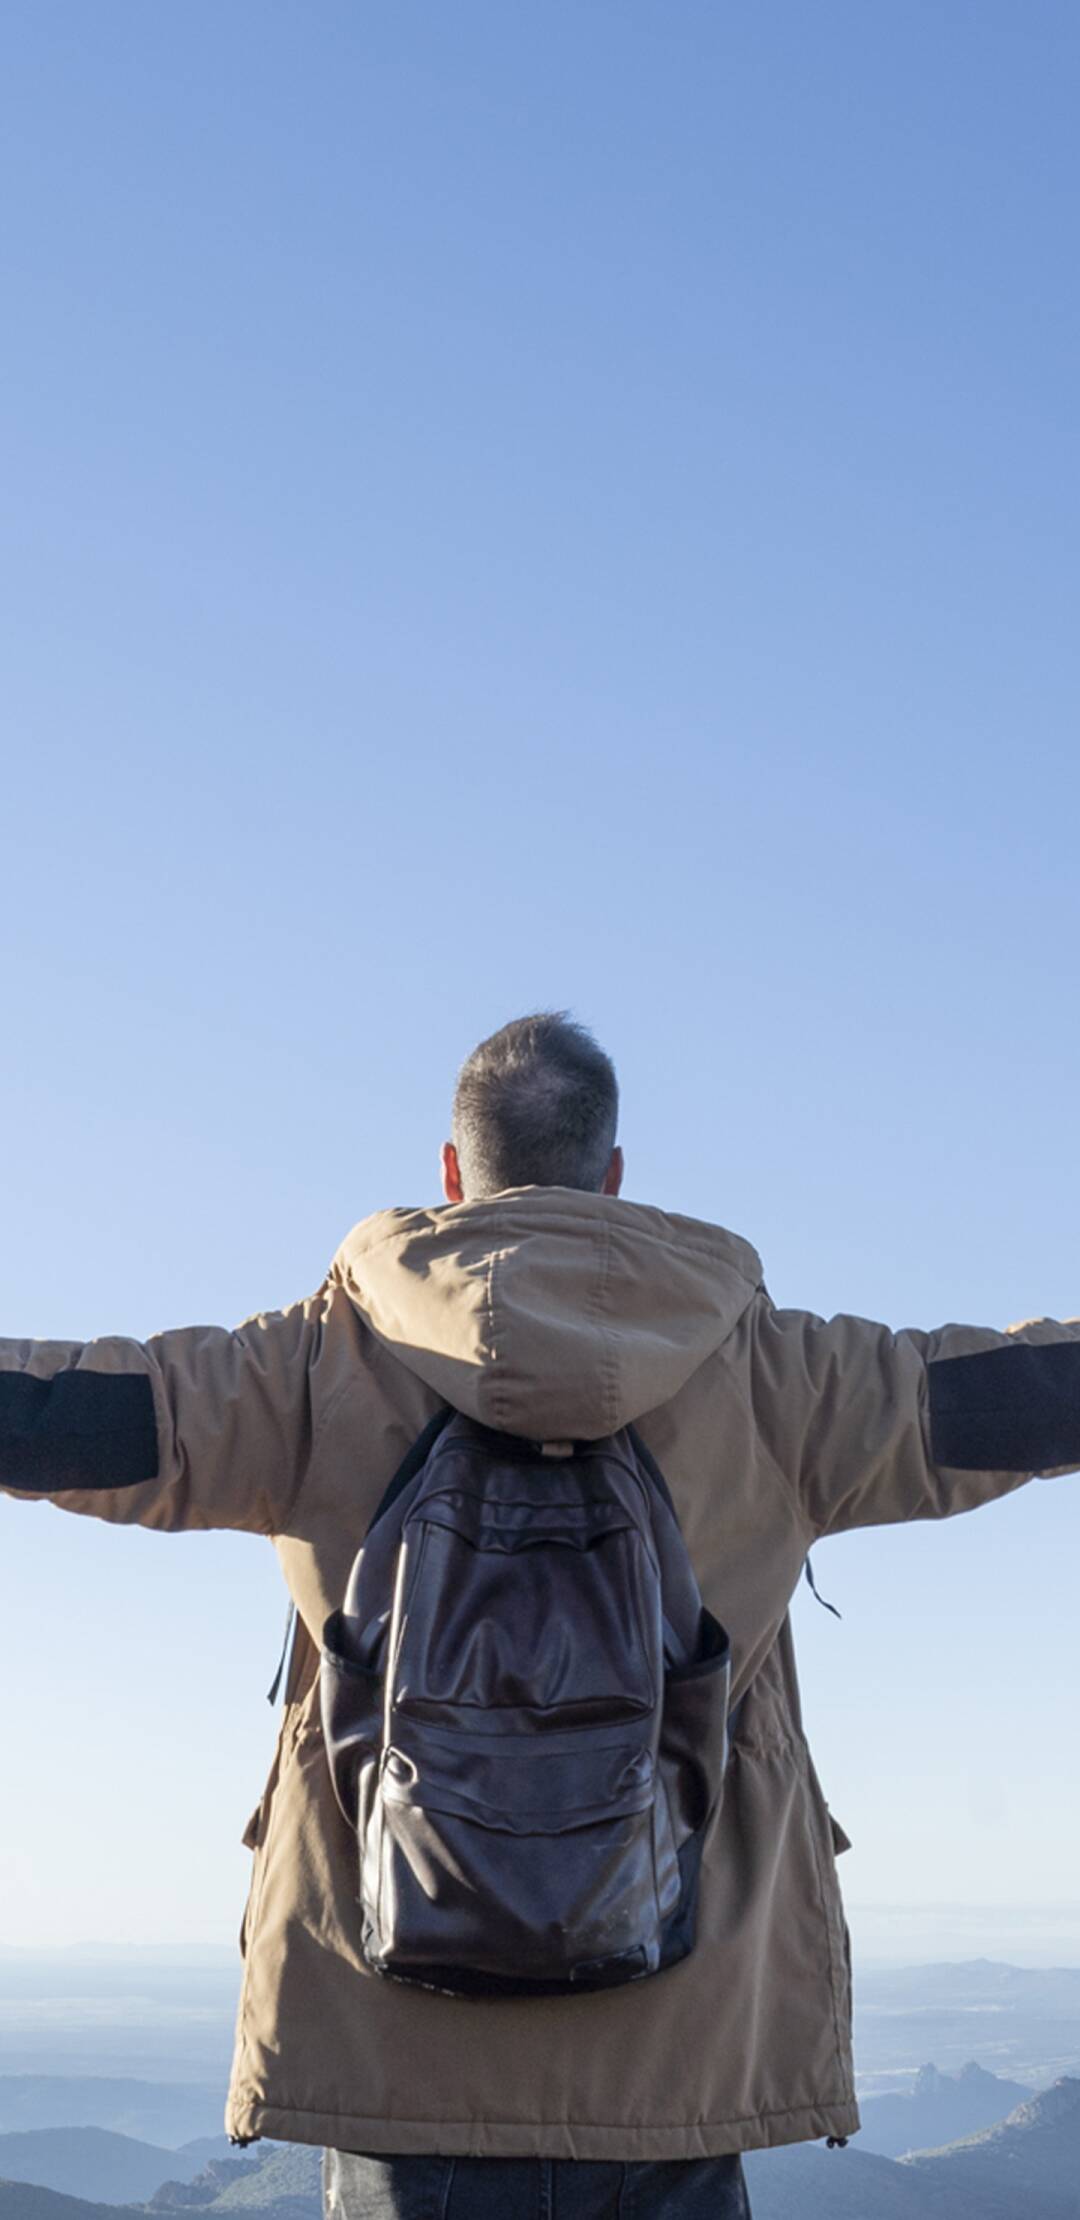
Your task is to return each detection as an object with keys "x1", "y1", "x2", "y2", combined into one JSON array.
[
  {"x1": 0, "y1": 1371, "x2": 159, "y2": 1492},
  {"x1": 928, "y1": 1342, "x2": 1080, "y2": 1473}
]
